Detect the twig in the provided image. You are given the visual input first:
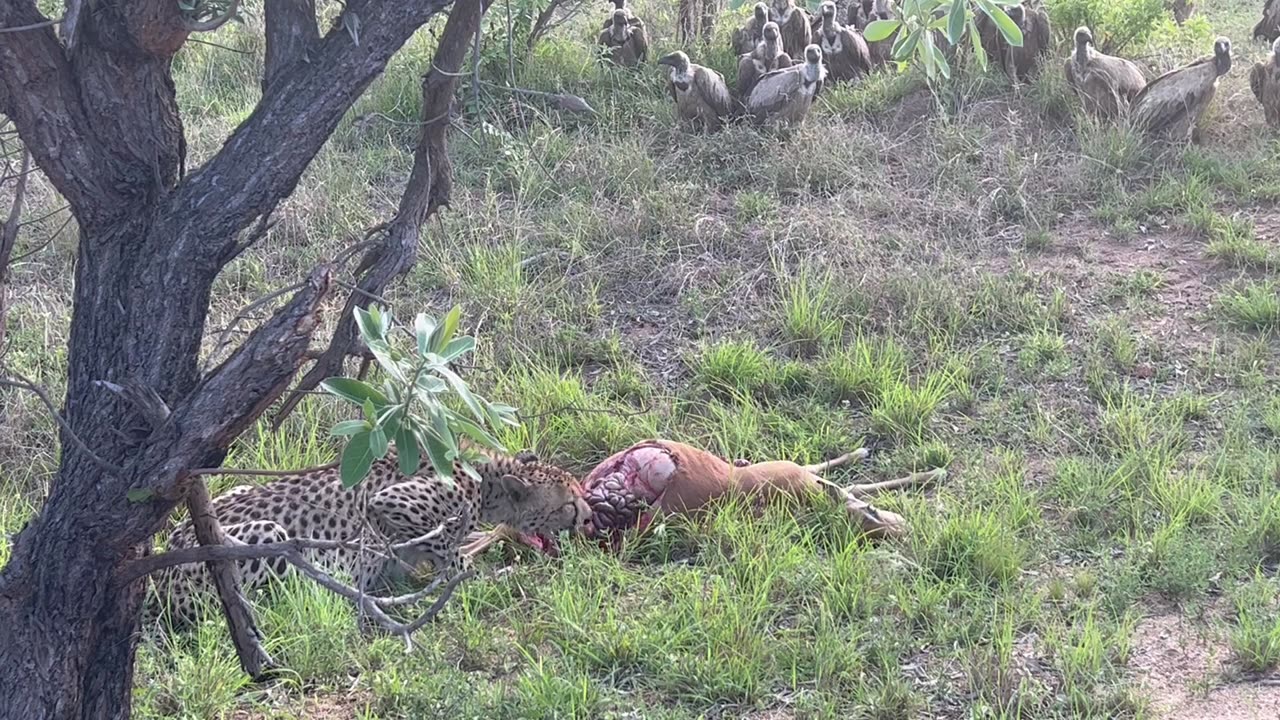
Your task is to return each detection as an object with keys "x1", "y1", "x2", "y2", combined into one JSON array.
[
  {"x1": 186, "y1": 461, "x2": 340, "y2": 478},
  {"x1": 202, "y1": 280, "x2": 307, "y2": 374},
  {"x1": 186, "y1": 36, "x2": 253, "y2": 54},
  {"x1": 333, "y1": 278, "x2": 393, "y2": 306},
  {"x1": 0, "y1": 374, "x2": 127, "y2": 475},
  {"x1": 0, "y1": 16, "x2": 63, "y2": 33},
  {"x1": 477, "y1": 80, "x2": 595, "y2": 114},
  {"x1": 471, "y1": 15, "x2": 482, "y2": 111},
  {"x1": 16, "y1": 203, "x2": 70, "y2": 228},
  {"x1": 517, "y1": 400, "x2": 651, "y2": 421}
]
